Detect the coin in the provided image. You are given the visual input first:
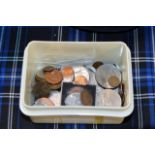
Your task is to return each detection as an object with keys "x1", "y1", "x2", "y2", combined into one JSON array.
[
  {"x1": 35, "y1": 70, "x2": 45, "y2": 82},
  {"x1": 74, "y1": 75, "x2": 88, "y2": 85},
  {"x1": 45, "y1": 70, "x2": 63, "y2": 85},
  {"x1": 80, "y1": 89, "x2": 93, "y2": 106},
  {"x1": 35, "y1": 97, "x2": 55, "y2": 106},
  {"x1": 95, "y1": 64, "x2": 121, "y2": 89},
  {"x1": 73, "y1": 66, "x2": 89, "y2": 81},
  {"x1": 65, "y1": 93, "x2": 83, "y2": 106},
  {"x1": 43, "y1": 66, "x2": 55, "y2": 73},
  {"x1": 49, "y1": 91, "x2": 61, "y2": 106},
  {"x1": 100, "y1": 89, "x2": 122, "y2": 107},
  {"x1": 61, "y1": 66, "x2": 74, "y2": 82},
  {"x1": 108, "y1": 76, "x2": 120, "y2": 88},
  {"x1": 92, "y1": 61, "x2": 103, "y2": 69},
  {"x1": 32, "y1": 81, "x2": 51, "y2": 99}
]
